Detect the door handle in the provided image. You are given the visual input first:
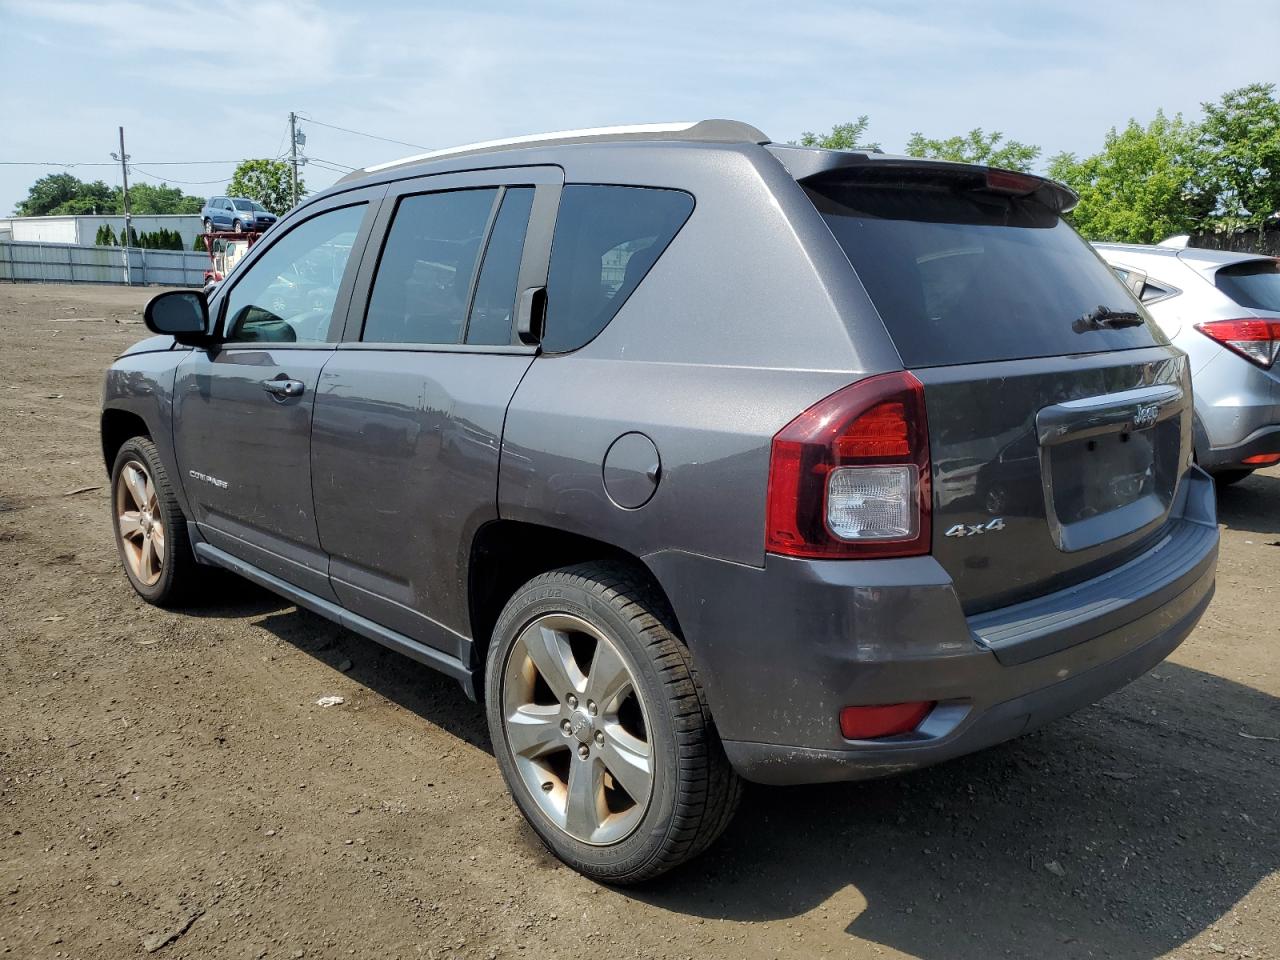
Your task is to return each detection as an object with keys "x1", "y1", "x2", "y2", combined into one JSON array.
[{"x1": 262, "y1": 378, "x2": 305, "y2": 398}]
